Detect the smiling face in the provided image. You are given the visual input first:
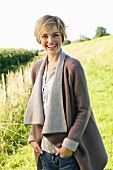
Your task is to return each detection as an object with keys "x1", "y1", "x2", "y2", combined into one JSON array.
[
  {"x1": 40, "y1": 25, "x2": 62, "y2": 56},
  {"x1": 34, "y1": 15, "x2": 67, "y2": 56}
]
